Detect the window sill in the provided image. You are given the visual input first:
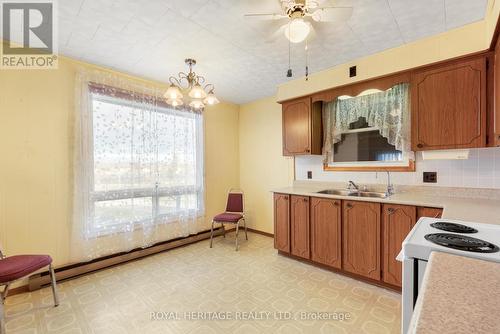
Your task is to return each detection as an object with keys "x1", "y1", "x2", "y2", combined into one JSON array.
[{"x1": 323, "y1": 160, "x2": 415, "y2": 172}]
